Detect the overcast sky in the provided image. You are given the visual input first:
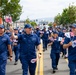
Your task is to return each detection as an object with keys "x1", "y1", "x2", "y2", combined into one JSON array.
[{"x1": 19, "y1": 0, "x2": 76, "y2": 20}]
